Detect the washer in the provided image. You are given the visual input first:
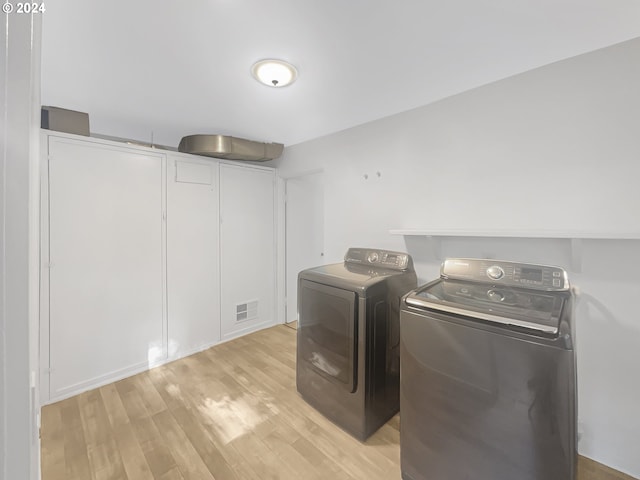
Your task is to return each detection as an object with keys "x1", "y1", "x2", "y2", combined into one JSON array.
[
  {"x1": 400, "y1": 258, "x2": 576, "y2": 480},
  {"x1": 297, "y1": 248, "x2": 417, "y2": 440}
]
